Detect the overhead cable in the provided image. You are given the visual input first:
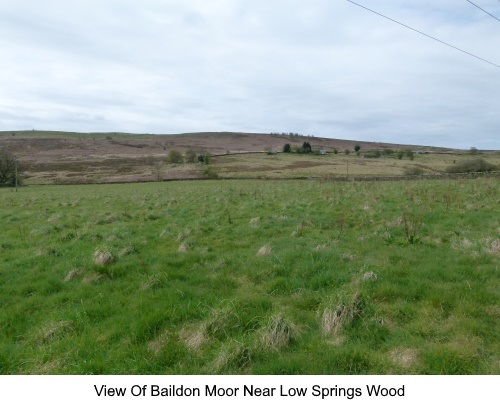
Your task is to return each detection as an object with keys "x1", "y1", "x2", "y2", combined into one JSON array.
[
  {"x1": 466, "y1": 0, "x2": 500, "y2": 23},
  {"x1": 347, "y1": 0, "x2": 500, "y2": 69}
]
